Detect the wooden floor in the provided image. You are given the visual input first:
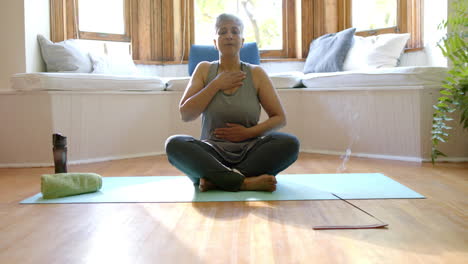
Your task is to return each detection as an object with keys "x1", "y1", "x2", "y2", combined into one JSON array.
[{"x1": 0, "y1": 153, "x2": 467, "y2": 264}]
